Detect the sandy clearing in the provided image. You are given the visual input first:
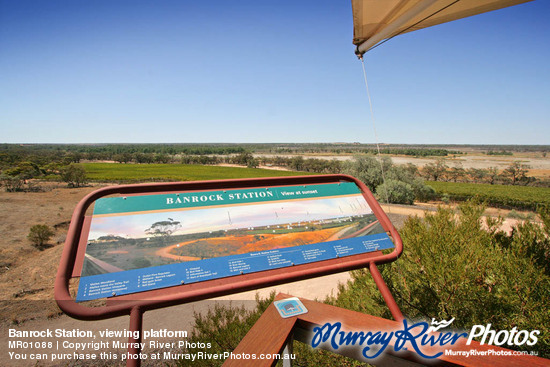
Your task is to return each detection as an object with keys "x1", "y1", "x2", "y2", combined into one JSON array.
[{"x1": 253, "y1": 153, "x2": 550, "y2": 174}]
